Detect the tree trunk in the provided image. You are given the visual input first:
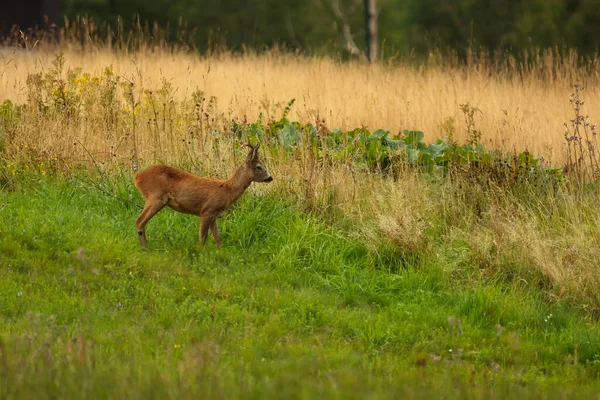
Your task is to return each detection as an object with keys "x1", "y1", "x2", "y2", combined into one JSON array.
[{"x1": 364, "y1": 0, "x2": 378, "y2": 63}]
